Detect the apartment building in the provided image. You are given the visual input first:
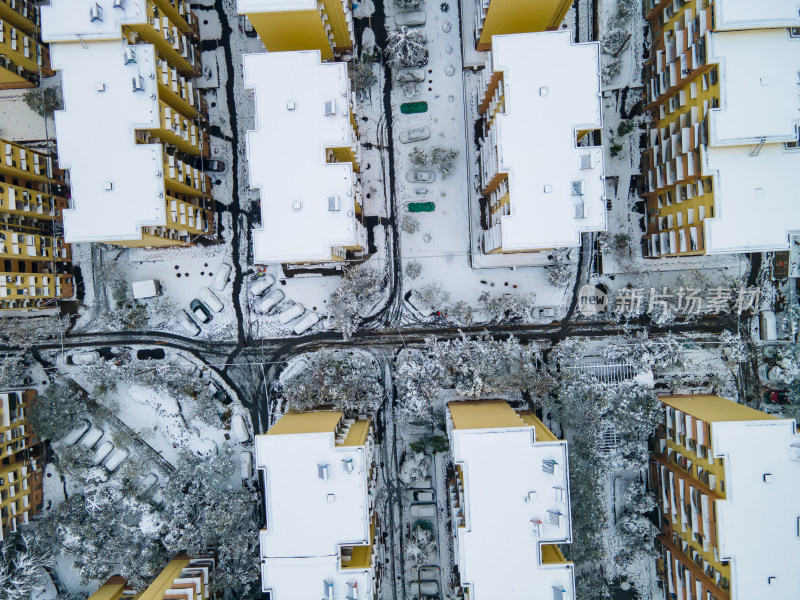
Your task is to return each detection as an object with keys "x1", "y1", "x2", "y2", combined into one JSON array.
[
  {"x1": 446, "y1": 399, "x2": 574, "y2": 600},
  {"x1": 0, "y1": 0, "x2": 54, "y2": 89},
  {"x1": 40, "y1": 0, "x2": 214, "y2": 247},
  {"x1": 0, "y1": 390, "x2": 44, "y2": 540},
  {"x1": 651, "y1": 394, "x2": 800, "y2": 599},
  {"x1": 0, "y1": 138, "x2": 73, "y2": 311},
  {"x1": 237, "y1": 0, "x2": 353, "y2": 59},
  {"x1": 244, "y1": 50, "x2": 368, "y2": 265},
  {"x1": 641, "y1": 0, "x2": 800, "y2": 257},
  {"x1": 255, "y1": 411, "x2": 379, "y2": 598},
  {"x1": 477, "y1": 31, "x2": 605, "y2": 255},
  {"x1": 87, "y1": 555, "x2": 216, "y2": 600}
]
